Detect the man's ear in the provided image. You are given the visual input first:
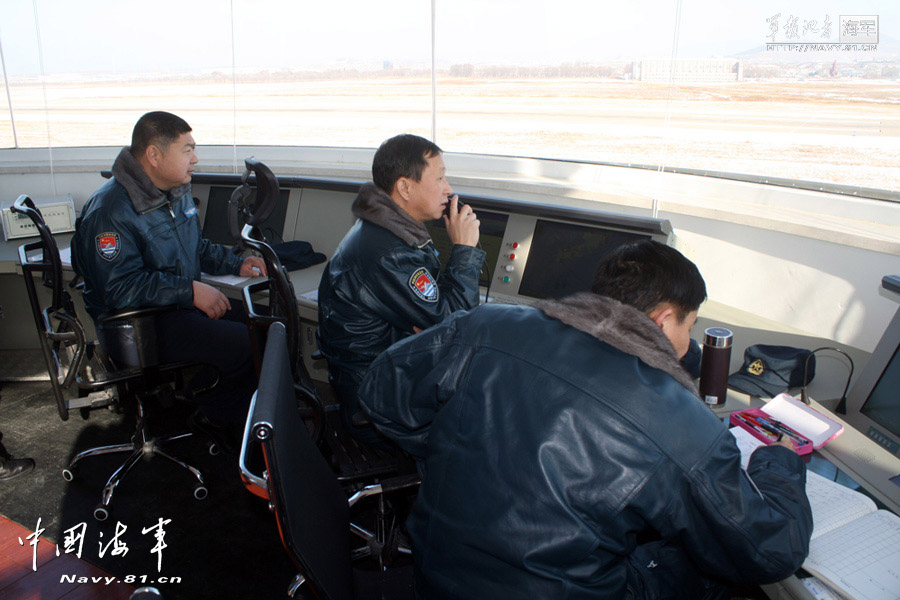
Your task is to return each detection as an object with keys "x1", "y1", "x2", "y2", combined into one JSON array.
[
  {"x1": 393, "y1": 177, "x2": 411, "y2": 202},
  {"x1": 144, "y1": 144, "x2": 162, "y2": 168},
  {"x1": 648, "y1": 303, "x2": 676, "y2": 329}
]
